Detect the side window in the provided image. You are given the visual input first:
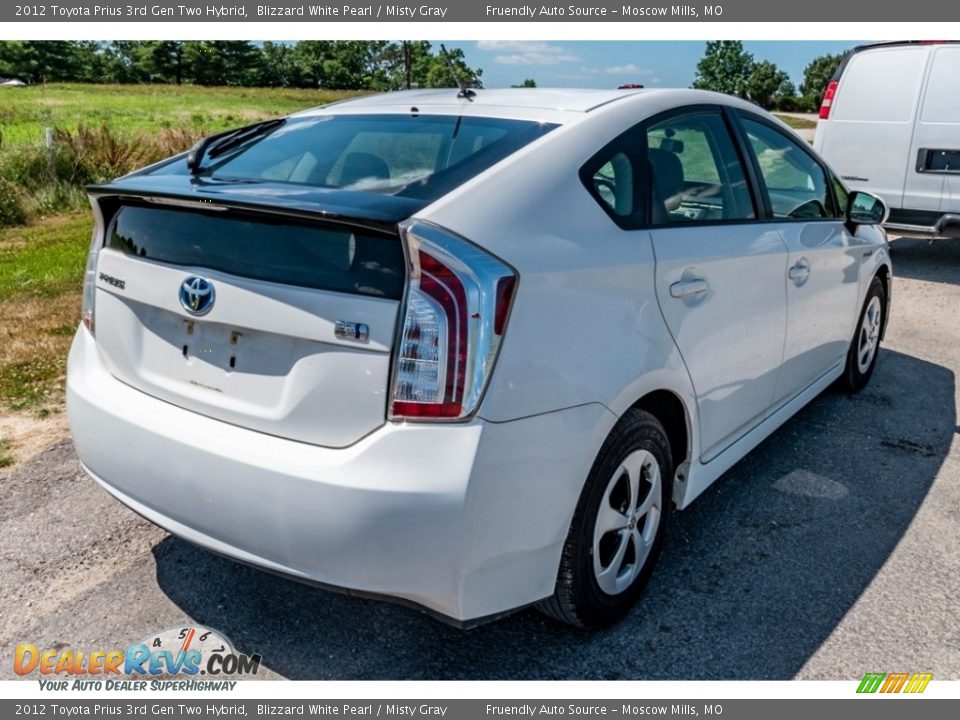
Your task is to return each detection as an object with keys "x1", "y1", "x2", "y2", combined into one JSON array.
[
  {"x1": 741, "y1": 118, "x2": 833, "y2": 220},
  {"x1": 832, "y1": 174, "x2": 849, "y2": 217},
  {"x1": 645, "y1": 112, "x2": 755, "y2": 224},
  {"x1": 582, "y1": 147, "x2": 638, "y2": 223}
]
